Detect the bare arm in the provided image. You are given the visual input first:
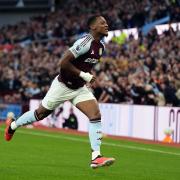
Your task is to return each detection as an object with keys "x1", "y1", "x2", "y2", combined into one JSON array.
[
  {"x1": 59, "y1": 50, "x2": 81, "y2": 76},
  {"x1": 59, "y1": 50, "x2": 96, "y2": 83}
]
